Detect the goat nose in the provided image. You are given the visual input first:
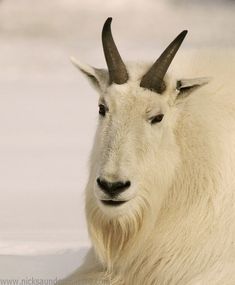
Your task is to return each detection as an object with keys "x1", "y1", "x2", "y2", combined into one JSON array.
[{"x1": 96, "y1": 177, "x2": 131, "y2": 197}]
